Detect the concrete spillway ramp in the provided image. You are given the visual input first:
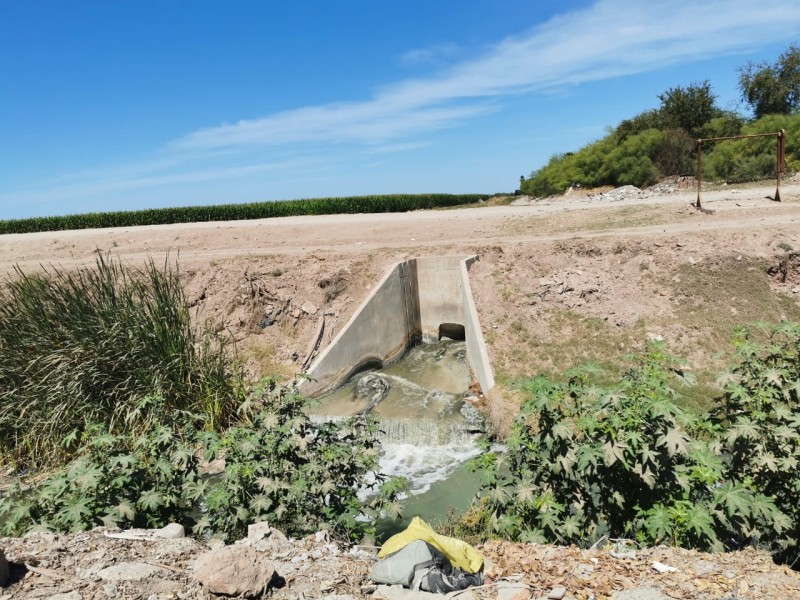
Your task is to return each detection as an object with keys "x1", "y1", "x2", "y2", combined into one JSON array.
[{"x1": 300, "y1": 255, "x2": 494, "y2": 398}]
